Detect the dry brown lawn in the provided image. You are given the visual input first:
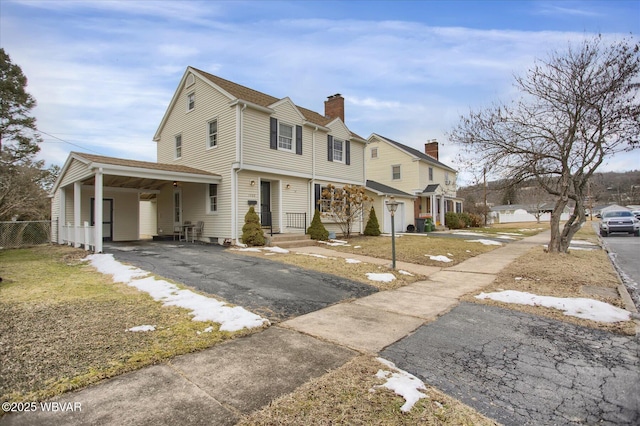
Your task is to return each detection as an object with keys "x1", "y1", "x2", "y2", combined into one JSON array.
[
  {"x1": 465, "y1": 222, "x2": 636, "y2": 335},
  {"x1": 0, "y1": 246, "x2": 255, "y2": 405},
  {"x1": 238, "y1": 355, "x2": 497, "y2": 426}
]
